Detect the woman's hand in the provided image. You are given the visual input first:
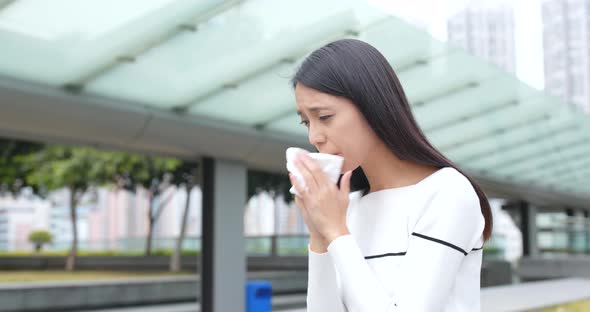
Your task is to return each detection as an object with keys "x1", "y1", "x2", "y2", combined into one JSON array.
[{"x1": 289, "y1": 154, "x2": 353, "y2": 244}]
